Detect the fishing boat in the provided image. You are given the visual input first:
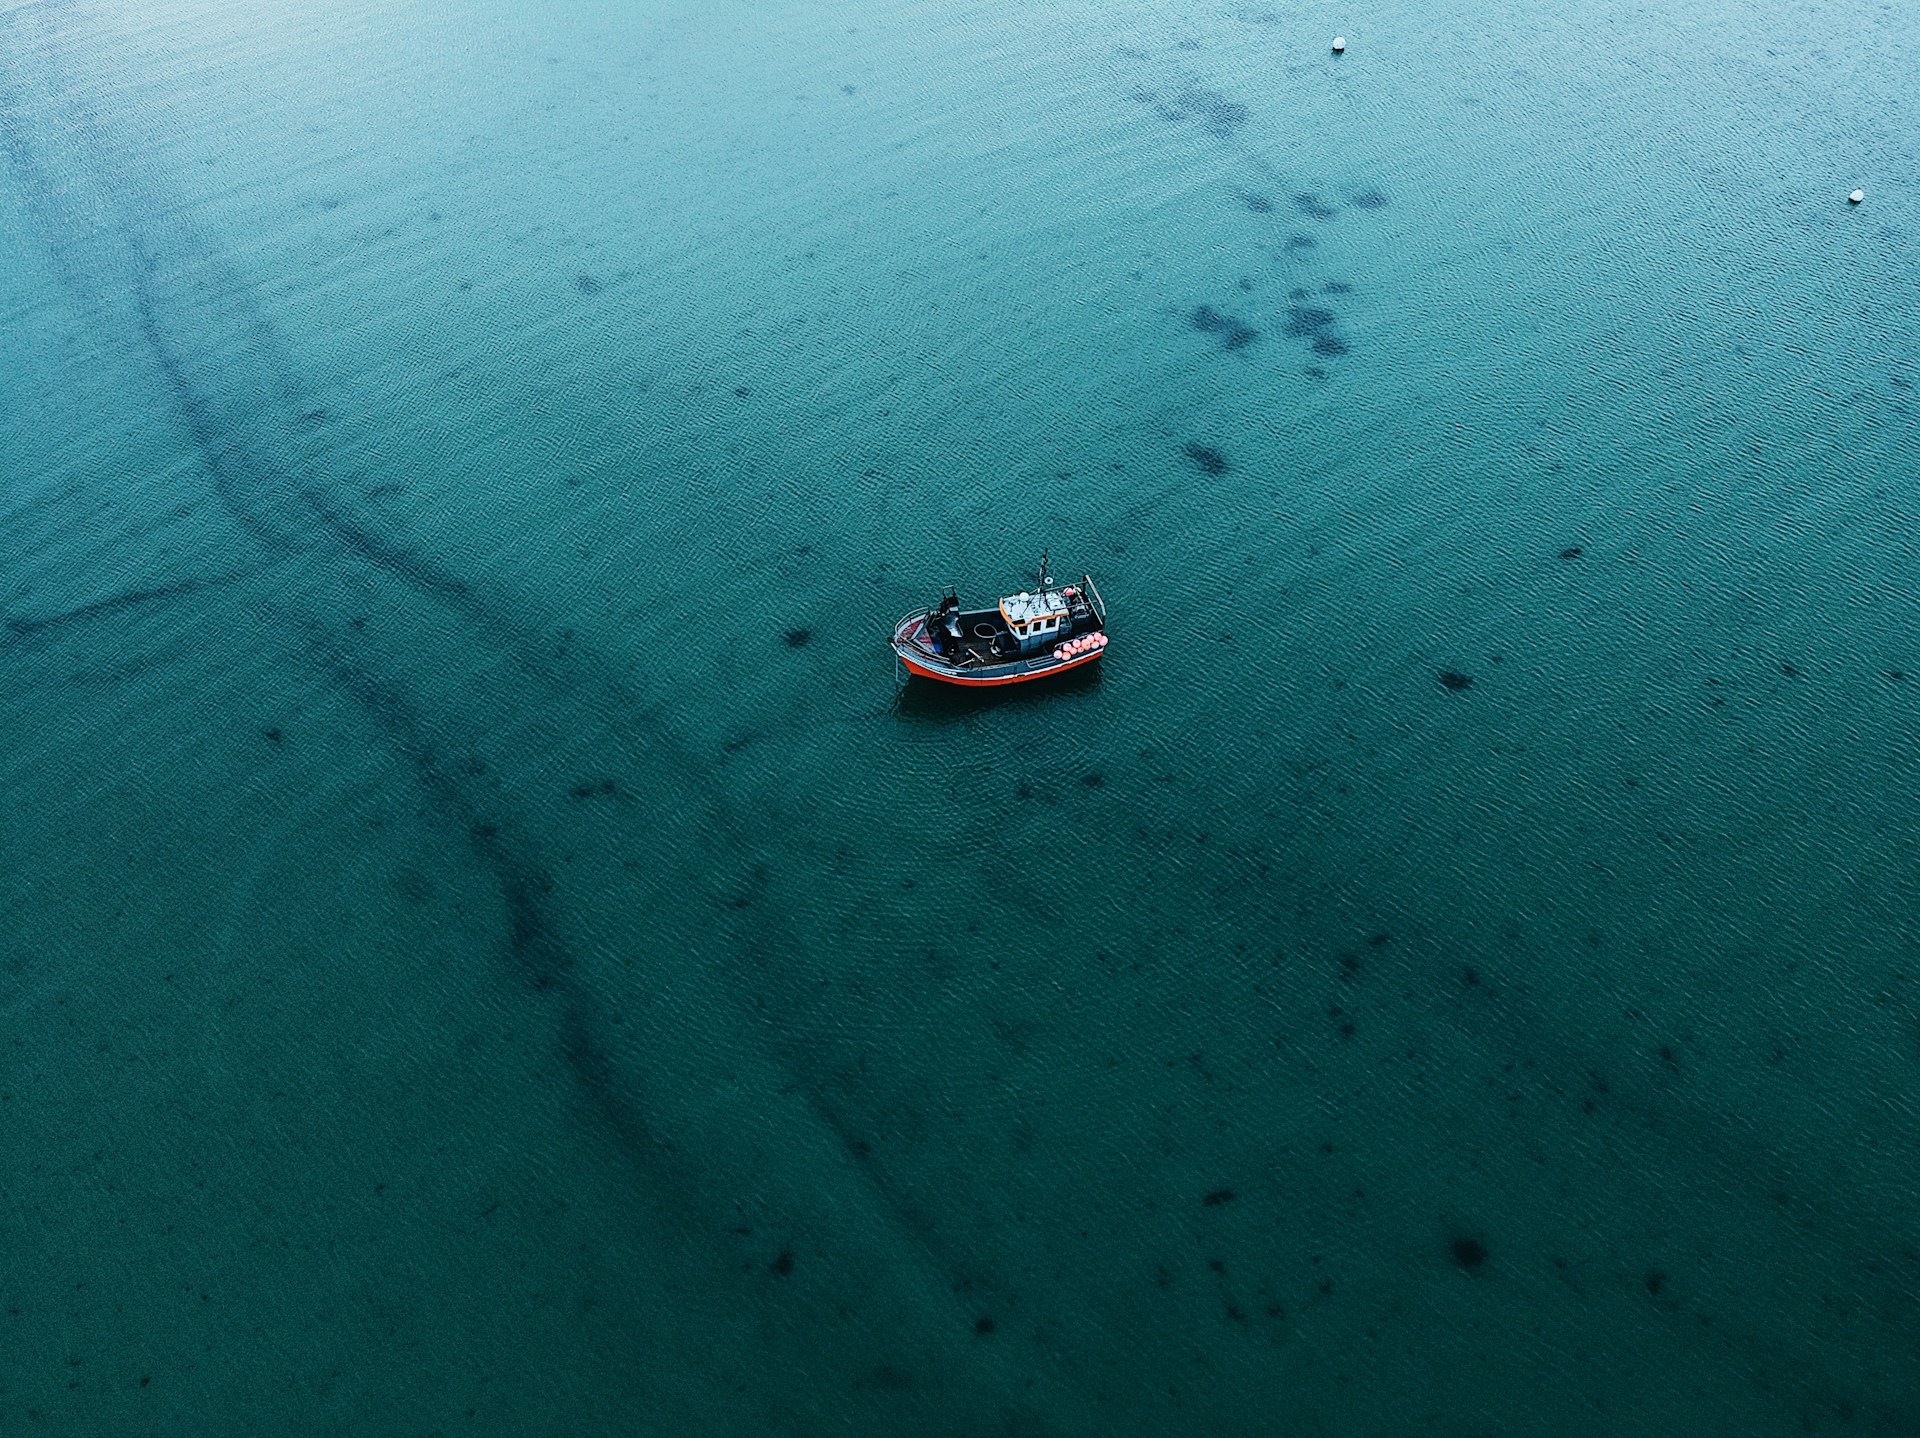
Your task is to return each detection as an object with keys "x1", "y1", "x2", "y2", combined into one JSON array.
[{"x1": 891, "y1": 552, "x2": 1108, "y2": 687}]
